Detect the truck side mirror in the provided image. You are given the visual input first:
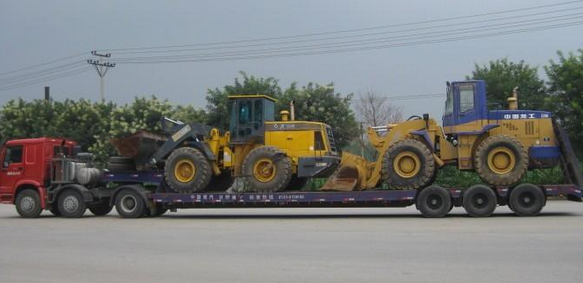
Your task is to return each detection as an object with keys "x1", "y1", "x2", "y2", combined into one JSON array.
[{"x1": 3, "y1": 161, "x2": 9, "y2": 168}]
